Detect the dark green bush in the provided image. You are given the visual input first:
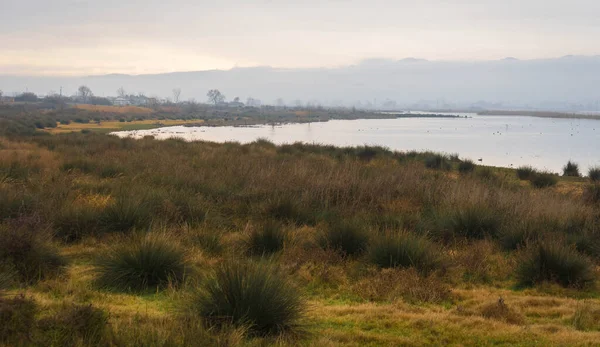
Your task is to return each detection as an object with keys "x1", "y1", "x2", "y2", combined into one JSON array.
[
  {"x1": 95, "y1": 235, "x2": 188, "y2": 292},
  {"x1": 0, "y1": 227, "x2": 66, "y2": 284},
  {"x1": 318, "y1": 221, "x2": 369, "y2": 257},
  {"x1": 99, "y1": 196, "x2": 152, "y2": 232},
  {"x1": 516, "y1": 166, "x2": 536, "y2": 180},
  {"x1": 266, "y1": 199, "x2": 317, "y2": 226},
  {"x1": 0, "y1": 295, "x2": 37, "y2": 345},
  {"x1": 191, "y1": 261, "x2": 304, "y2": 336},
  {"x1": 583, "y1": 184, "x2": 600, "y2": 204},
  {"x1": 247, "y1": 222, "x2": 286, "y2": 256},
  {"x1": 424, "y1": 154, "x2": 451, "y2": 170},
  {"x1": 497, "y1": 223, "x2": 539, "y2": 251},
  {"x1": 368, "y1": 232, "x2": 443, "y2": 275},
  {"x1": 446, "y1": 206, "x2": 502, "y2": 240},
  {"x1": 458, "y1": 159, "x2": 476, "y2": 174},
  {"x1": 530, "y1": 171, "x2": 558, "y2": 188},
  {"x1": 37, "y1": 303, "x2": 109, "y2": 346},
  {"x1": 588, "y1": 167, "x2": 600, "y2": 182},
  {"x1": 563, "y1": 161, "x2": 581, "y2": 177},
  {"x1": 516, "y1": 242, "x2": 596, "y2": 288}
]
